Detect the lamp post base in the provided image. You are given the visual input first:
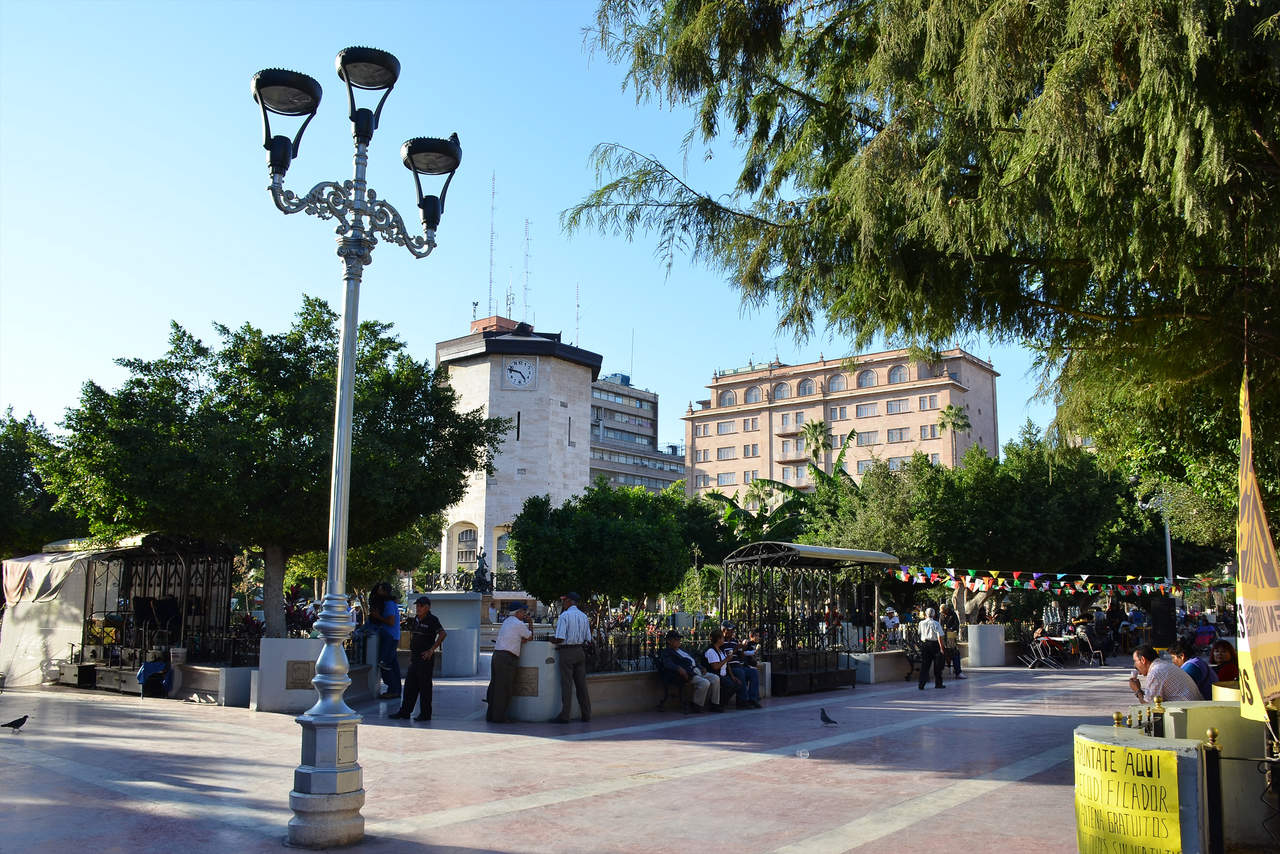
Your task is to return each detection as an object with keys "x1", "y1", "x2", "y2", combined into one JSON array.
[
  {"x1": 287, "y1": 789, "x2": 365, "y2": 847},
  {"x1": 289, "y1": 714, "x2": 364, "y2": 847}
]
